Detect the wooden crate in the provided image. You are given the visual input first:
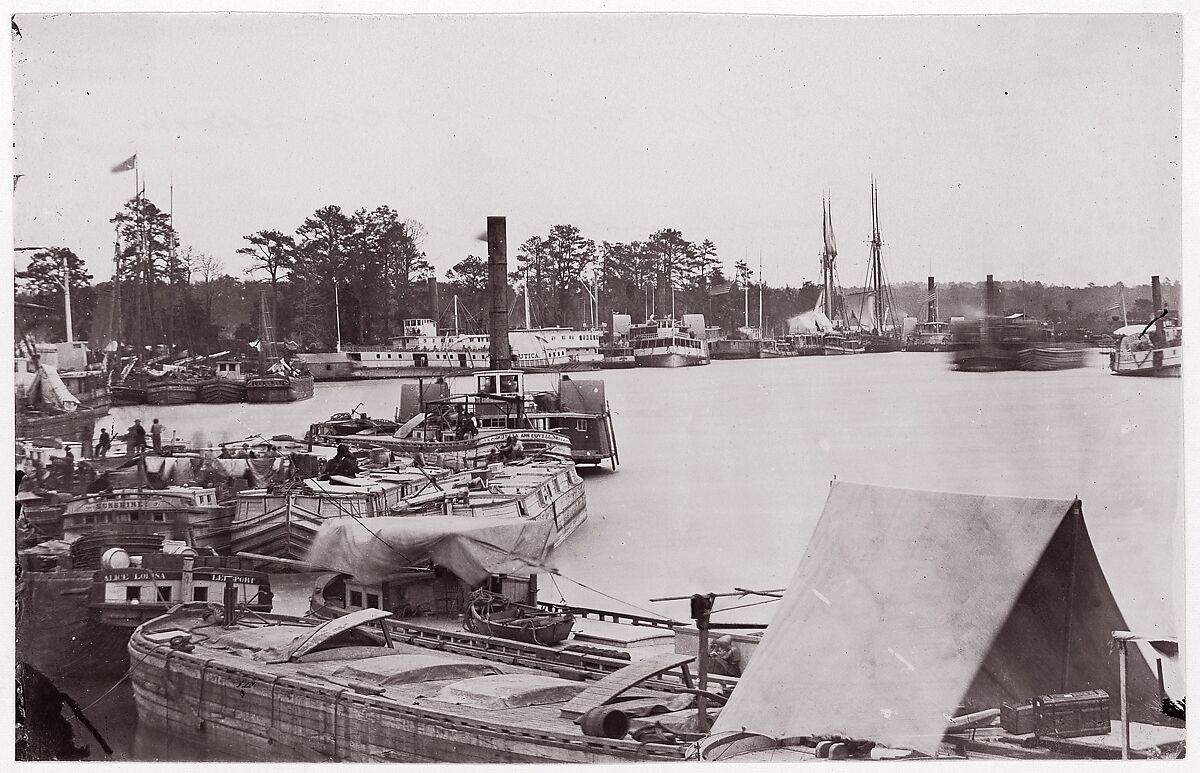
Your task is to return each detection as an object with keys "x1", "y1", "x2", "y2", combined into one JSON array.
[
  {"x1": 1000, "y1": 701, "x2": 1036, "y2": 735},
  {"x1": 1033, "y1": 690, "x2": 1110, "y2": 739}
]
